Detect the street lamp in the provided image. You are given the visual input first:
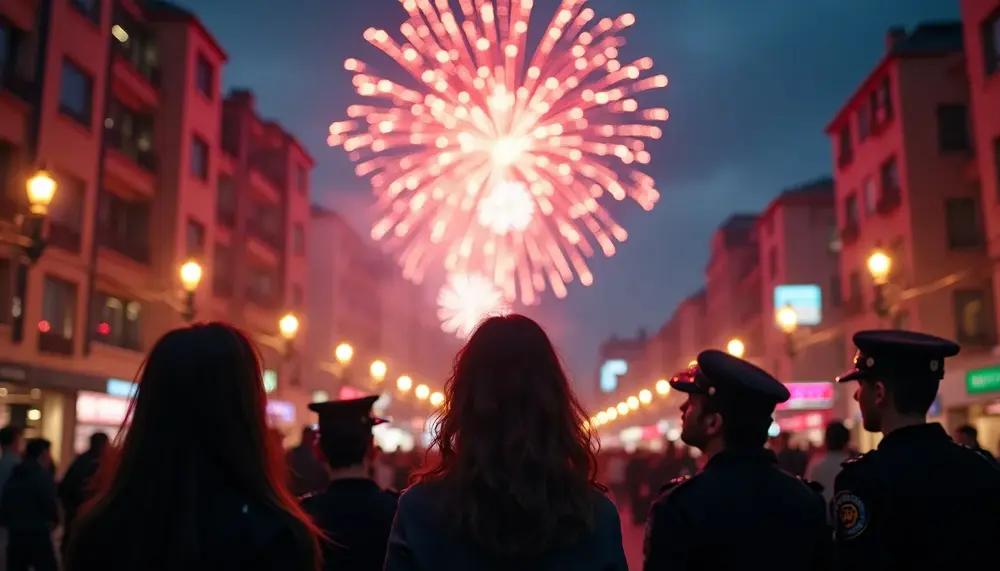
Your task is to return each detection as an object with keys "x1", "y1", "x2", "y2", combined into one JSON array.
[
  {"x1": 396, "y1": 375, "x2": 413, "y2": 392},
  {"x1": 867, "y1": 249, "x2": 895, "y2": 317},
  {"x1": 726, "y1": 338, "x2": 746, "y2": 359},
  {"x1": 655, "y1": 379, "x2": 671, "y2": 396},
  {"x1": 638, "y1": 389, "x2": 652, "y2": 404},
  {"x1": 335, "y1": 342, "x2": 353, "y2": 365},
  {"x1": 429, "y1": 391, "x2": 445, "y2": 407},
  {"x1": 626, "y1": 396, "x2": 639, "y2": 410},
  {"x1": 279, "y1": 312, "x2": 299, "y2": 357},
  {"x1": 616, "y1": 402, "x2": 629, "y2": 415},
  {"x1": 2, "y1": 169, "x2": 57, "y2": 343},
  {"x1": 370, "y1": 360, "x2": 387, "y2": 382},
  {"x1": 178, "y1": 260, "x2": 202, "y2": 322},
  {"x1": 776, "y1": 304, "x2": 799, "y2": 357},
  {"x1": 415, "y1": 384, "x2": 430, "y2": 400}
]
